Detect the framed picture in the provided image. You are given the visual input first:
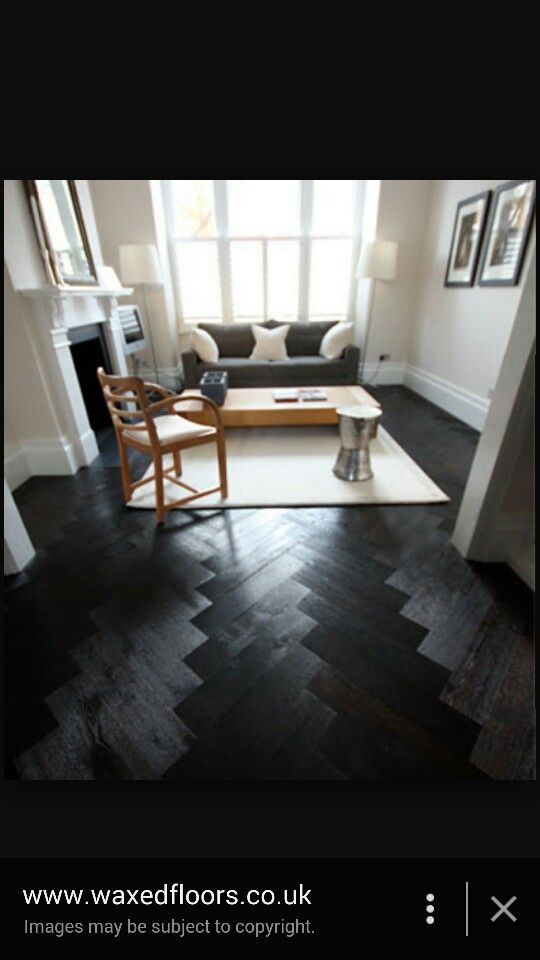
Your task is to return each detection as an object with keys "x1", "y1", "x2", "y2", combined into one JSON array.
[
  {"x1": 478, "y1": 179, "x2": 536, "y2": 286},
  {"x1": 445, "y1": 191, "x2": 491, "y2": 287},
  {"x1": 24, "y1": 179, "x2": 98, "y2": 287}
]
